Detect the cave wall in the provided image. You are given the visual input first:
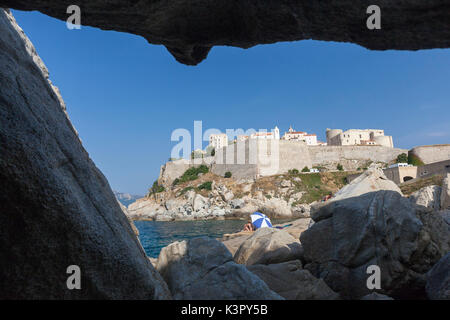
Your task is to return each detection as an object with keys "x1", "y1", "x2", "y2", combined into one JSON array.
[
  {"x1": 0, "y1": 9, "x2": 170, "y2": 299},
  {"x1": 1, "y1": 0, "x2": 449, "y2": 65}
]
